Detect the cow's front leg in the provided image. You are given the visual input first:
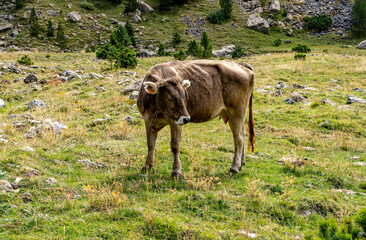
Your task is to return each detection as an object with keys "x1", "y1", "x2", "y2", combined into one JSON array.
[
  {"x1": 170, "y1": 124, "x2": 183, "y2": 178},
  {"x1": 228, "y1": 118, "x2": 245, "y2": 173},
  {"x1": 142, "y1": 126, "x2": 158, "y2": 173}
]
